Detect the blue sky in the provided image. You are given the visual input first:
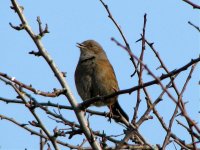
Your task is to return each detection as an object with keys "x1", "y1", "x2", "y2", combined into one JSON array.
[{"x1": 0, "y1": 0, "x2": 199, "y2": 149}]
